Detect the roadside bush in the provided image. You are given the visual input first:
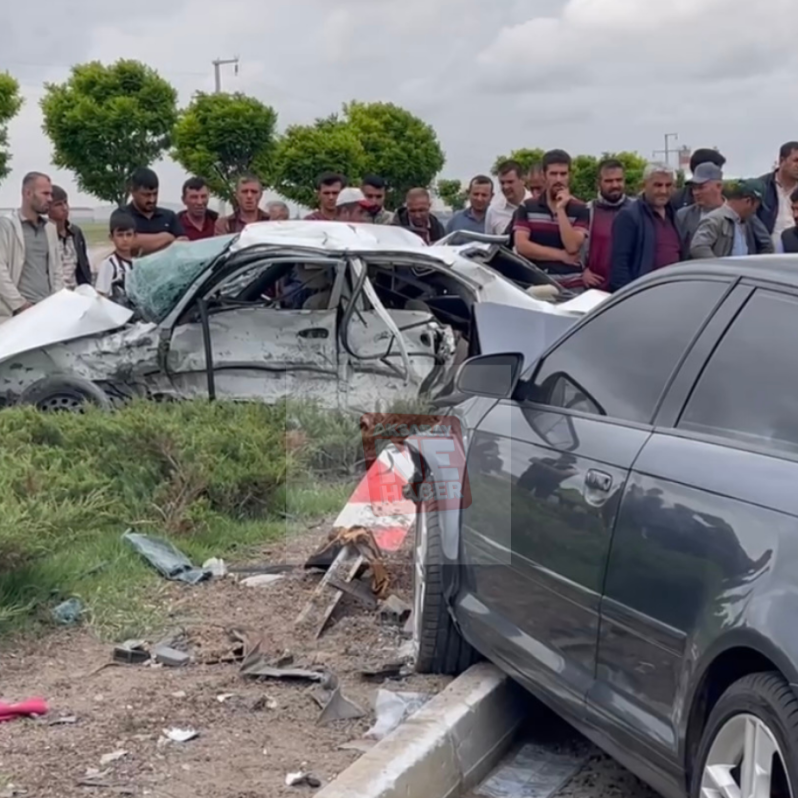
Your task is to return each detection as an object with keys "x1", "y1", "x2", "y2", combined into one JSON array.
[{"x1": 0, "y1": 401, "x2": 292, "y2": 571}]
